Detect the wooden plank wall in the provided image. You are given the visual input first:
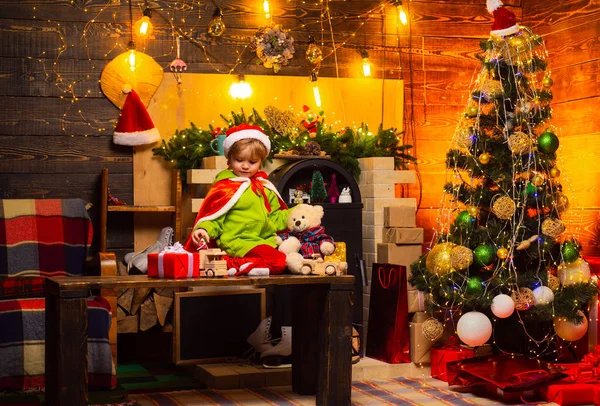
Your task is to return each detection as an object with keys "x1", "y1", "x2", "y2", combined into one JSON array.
[{"x1": 0, "y1": 0, "x2": 597, "y2": 256}]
